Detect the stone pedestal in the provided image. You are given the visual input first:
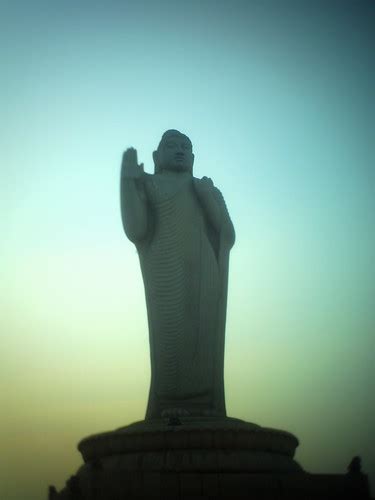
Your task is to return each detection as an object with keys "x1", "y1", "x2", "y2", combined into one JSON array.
[{"x1": 49, "y1": 418, "x2": 370, "y2": 499}]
